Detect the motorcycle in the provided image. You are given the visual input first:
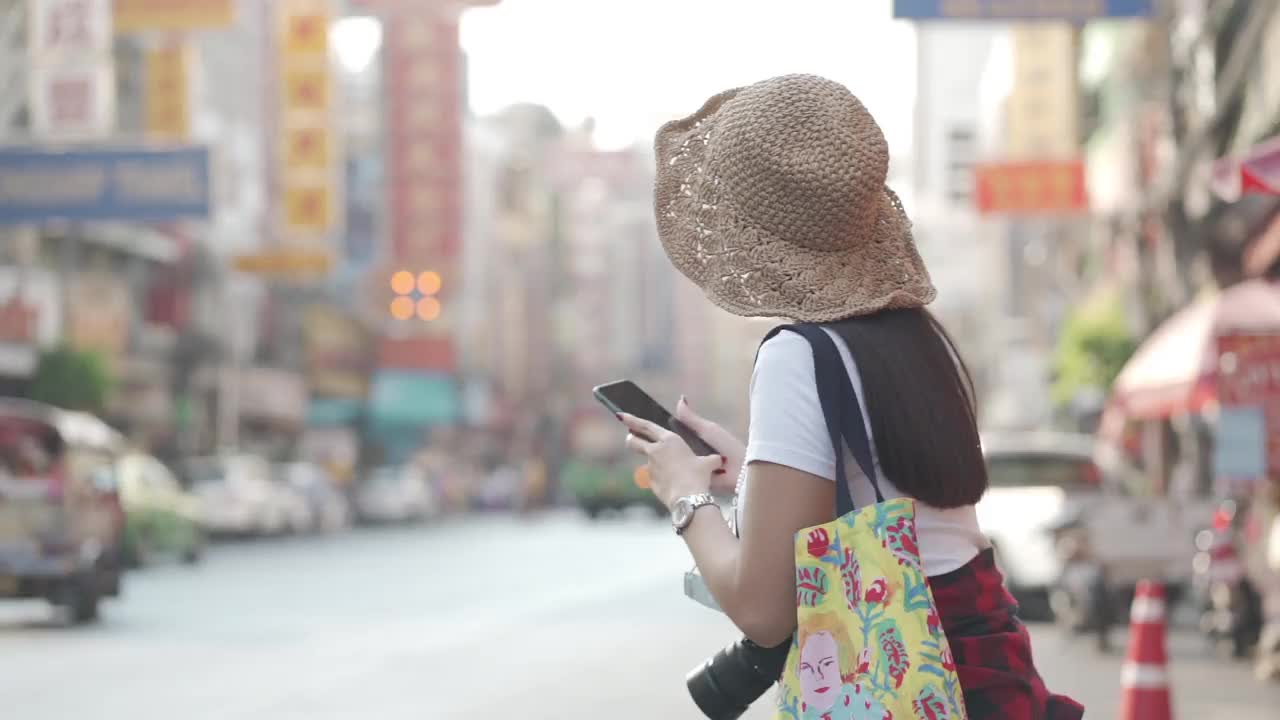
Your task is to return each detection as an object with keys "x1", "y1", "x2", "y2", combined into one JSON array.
[
  {"x1": 1193, "y1": 498, "x2": 1263, "y2": 659},
  {"x1": 1049, "y1": 515, "x2": 1115, "y2": 652}
]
